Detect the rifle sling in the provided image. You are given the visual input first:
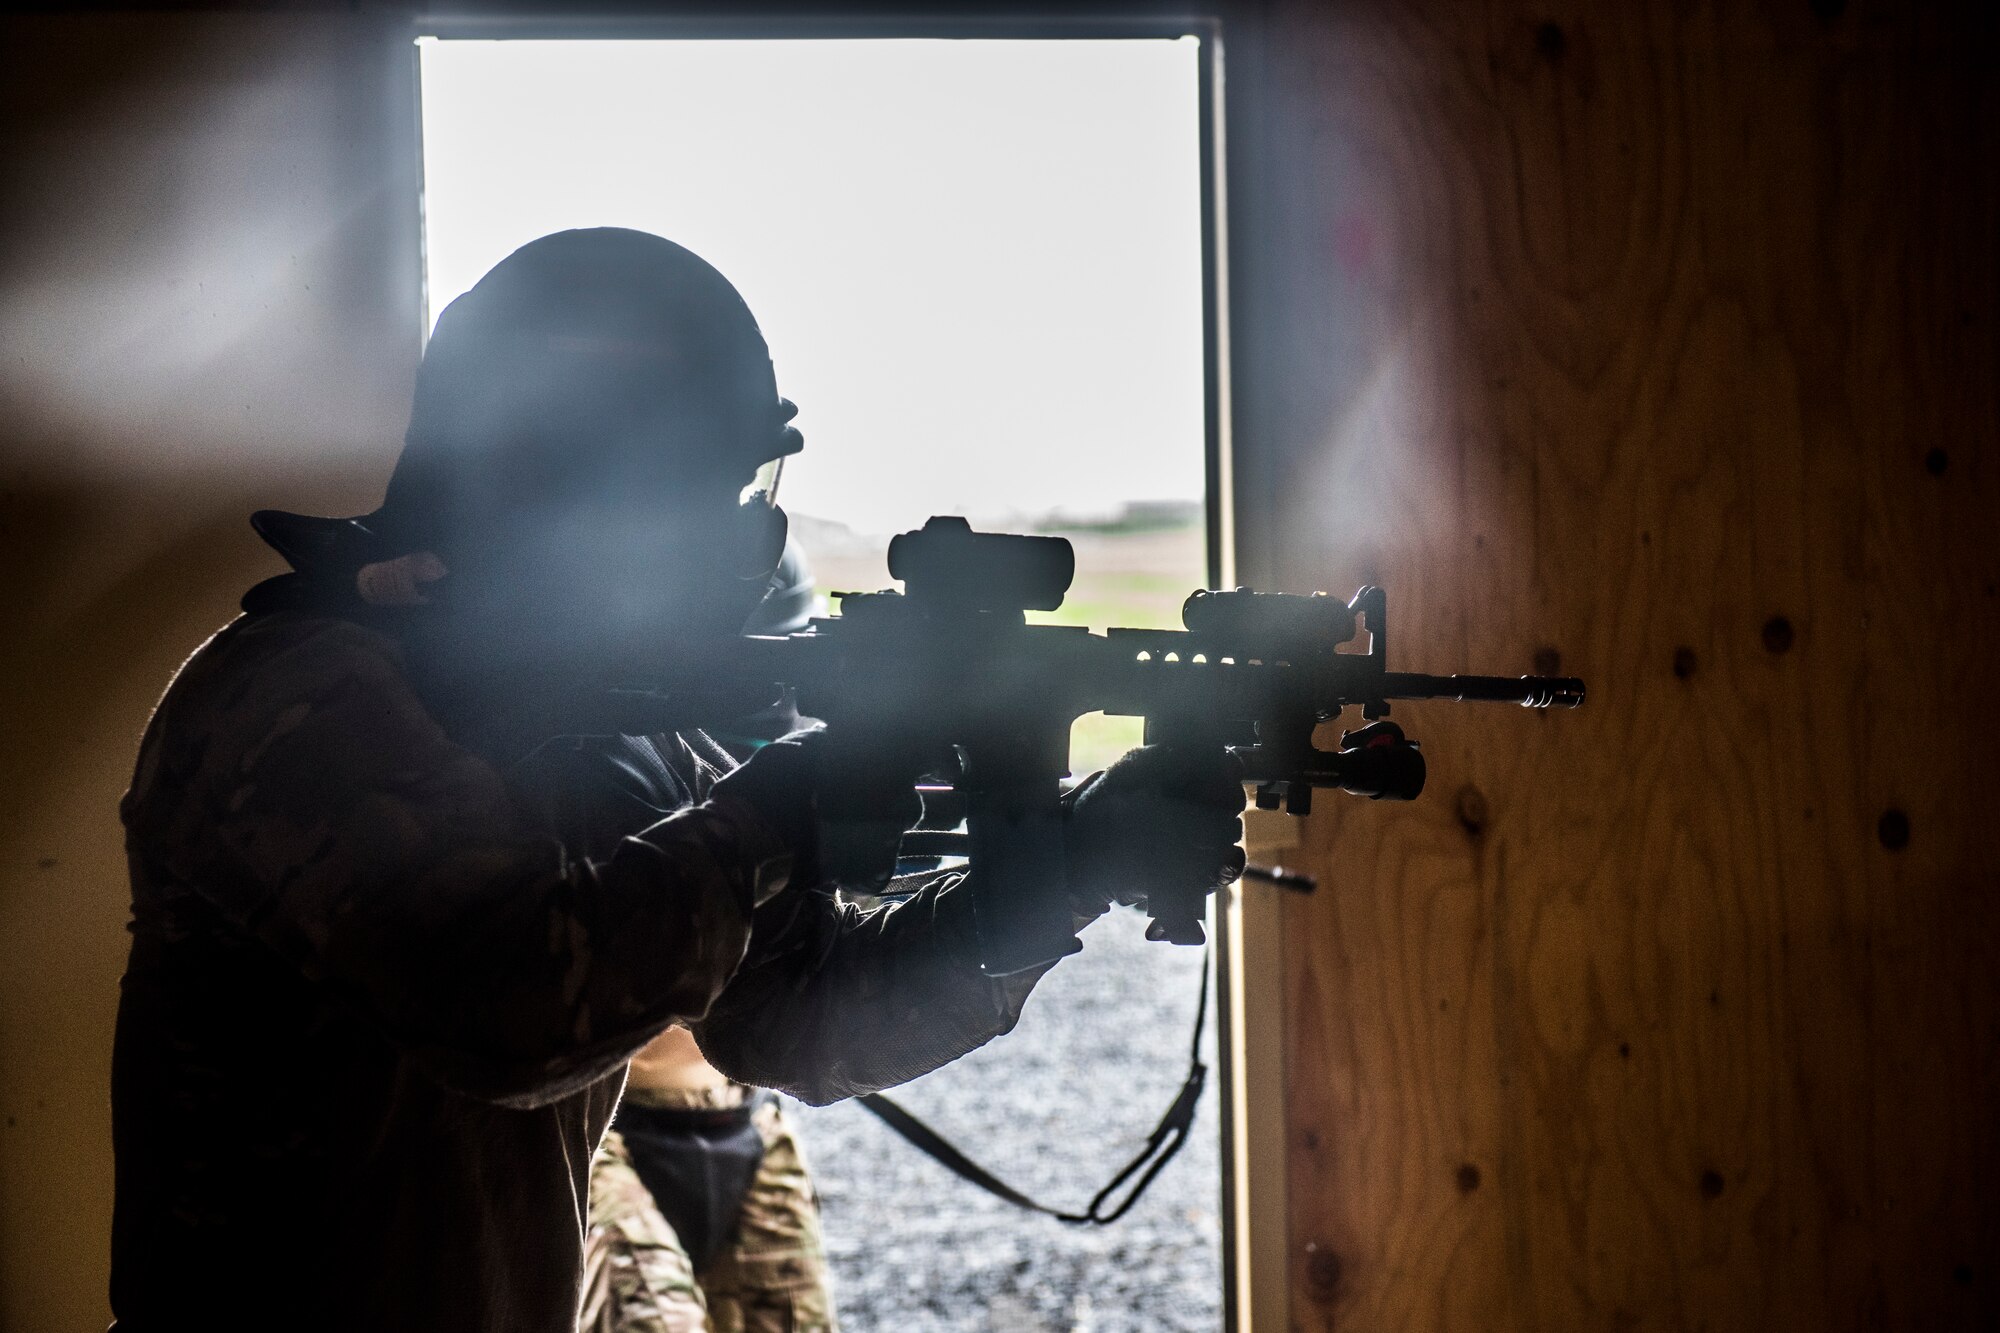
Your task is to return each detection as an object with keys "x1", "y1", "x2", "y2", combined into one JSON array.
[{"x1": 856, "y1": 944, "x2": 1210, "y2": 1227}]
